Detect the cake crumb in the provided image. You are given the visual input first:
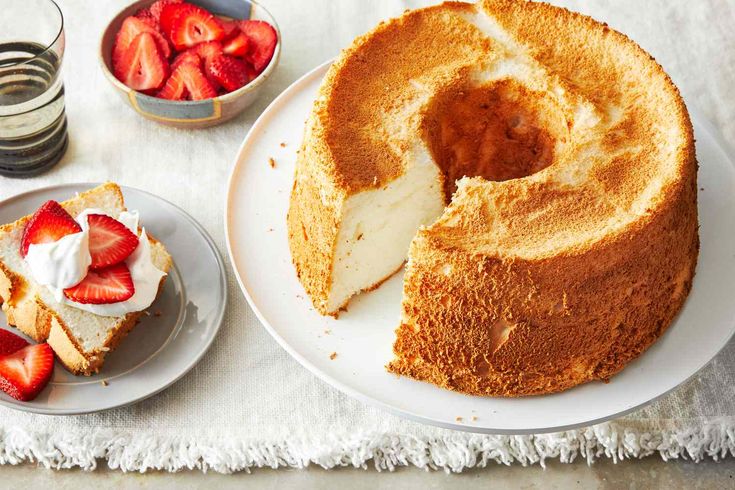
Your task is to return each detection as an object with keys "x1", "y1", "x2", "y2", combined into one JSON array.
[
  {"x1": 101, "y1": 380, "x2": 109, "y2": 387},
  {"x1": 455, "y1": 416, "x2": 463, "y2": 422},
  {"x1": 280, "y1": 142, "x2": 287, "y2": 148},
  {"x1": 267, "y1": 228, "x2": 274, "y2": 232},
  {"x1": 324, "y1": 329, "x2": 331, "y2": 335},
  {"x1": 329, "y1": 352, "x2": 338, "y2": 360},
  {"x1": 356, "y1": 233, "x2": 363, "y2": 241},
  {"x1": 269, "y1": 157, "x2": 277, "y2": 168},
  {"x1": 471, "y1": 416, "x2": 478, "y2": 421}
]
